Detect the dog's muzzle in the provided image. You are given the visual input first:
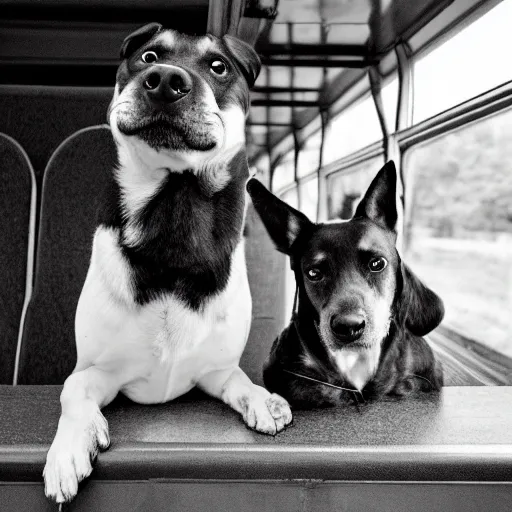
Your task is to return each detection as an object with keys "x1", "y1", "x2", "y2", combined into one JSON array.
[
  {"x1": 330, "y1": 312, "x2": 366, "y2": 345},
  {"x1": 116, "y1": 63, "x2": 222, "y2": 152},
  {"x1": 142, "y1": 66, "x2": 193, "y2": 104}
]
